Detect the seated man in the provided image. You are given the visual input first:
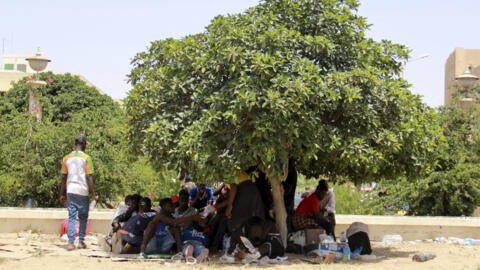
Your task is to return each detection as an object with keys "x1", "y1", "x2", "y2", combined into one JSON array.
[
  {"x1": 292, "y1": 180, "x2": 334, "y2": 237},
  {"x1": 174, "y1": 189, "x2": 198, "y2": 232},
  {"x1": 182, "y1": 222, "x2": 210, "y2": 263},
  {"x1": 111, "y1": 194, "x2": 142, "y2": 233},
  {"x1": 141, "y1": 198, "x2": 202, "y2": 255},
  {"x1": 318, "y1": 180, "x2": 336, "y2": 231},
  {"x1": 114, "y1": 197, "x2": 157, "y2": 253},
  {"x1": 189, "y1": 183, "x2": 214, "y2": 209},
  {"x1": 104, "y1": 195, "x2": 132, "y2": 250}
]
